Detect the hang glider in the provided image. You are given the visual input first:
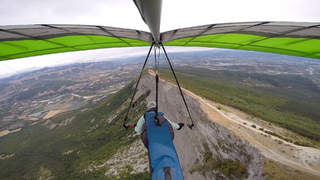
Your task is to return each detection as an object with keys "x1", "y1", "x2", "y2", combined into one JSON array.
[
  {"x1": 1, "y1": 22, "x2": 319, "y2": 61},
  {"x1": 163, "y1": 22, "x2": 320, "y2": 59},
  {"x1": 0, "y1": 25, "x2": 152, "y2": 61}
]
